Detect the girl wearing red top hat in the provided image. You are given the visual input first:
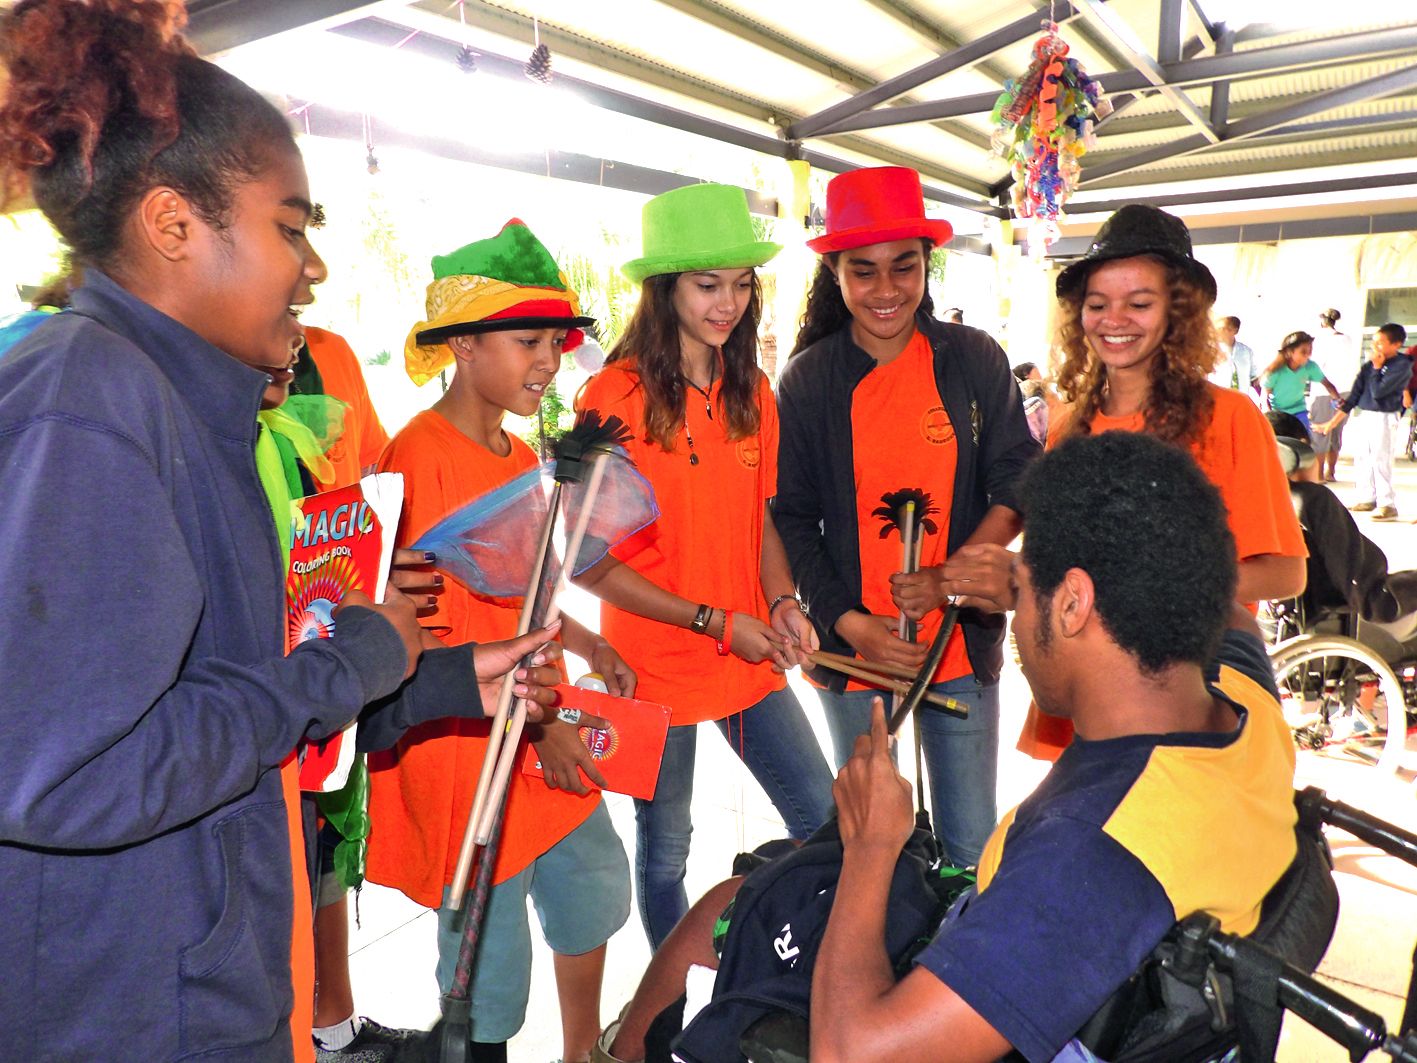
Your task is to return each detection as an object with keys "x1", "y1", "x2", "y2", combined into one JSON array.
[{"x1": 774, "y1": 166, "x2": 1040, "y2": 868}]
